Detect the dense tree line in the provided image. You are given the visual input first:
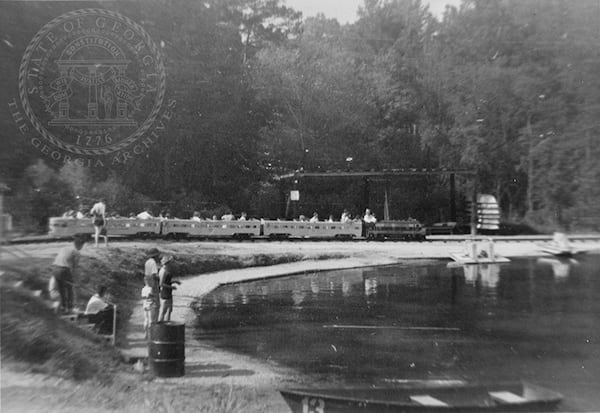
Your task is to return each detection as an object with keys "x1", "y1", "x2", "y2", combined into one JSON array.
[{"x1": 1, "y1": 0, "x2": 599, "y2": 232}]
